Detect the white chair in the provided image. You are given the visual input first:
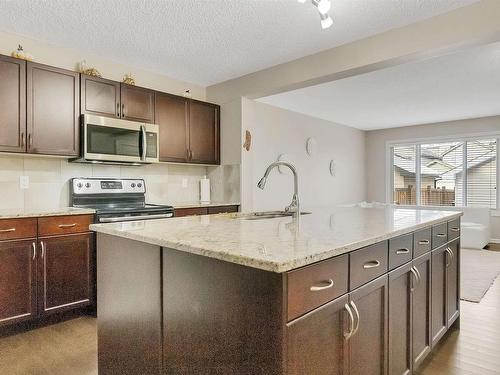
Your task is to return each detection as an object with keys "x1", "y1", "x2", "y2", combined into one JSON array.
[{"x1": 461, "y1": 207, "x2": 491, "y2": 250}]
